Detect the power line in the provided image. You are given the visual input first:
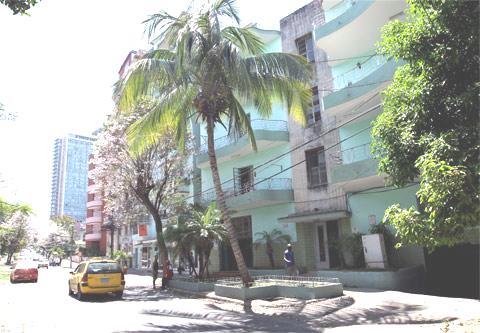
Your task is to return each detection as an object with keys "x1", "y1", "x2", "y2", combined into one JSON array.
[
  {"x1": 189, "y1": 91, "x2": 383, "y2": 200},
  {"x1": 349, "y1": 182, "x2": 420, "y2": 195}
]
